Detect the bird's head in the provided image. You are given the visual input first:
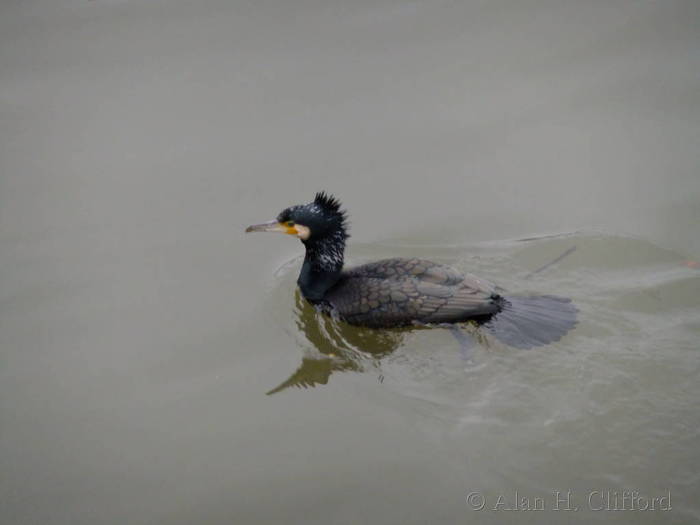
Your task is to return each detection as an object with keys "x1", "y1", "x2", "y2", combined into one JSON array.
[{"x1": 245, "y1": 191, "x2": 349, "y2": 244}]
